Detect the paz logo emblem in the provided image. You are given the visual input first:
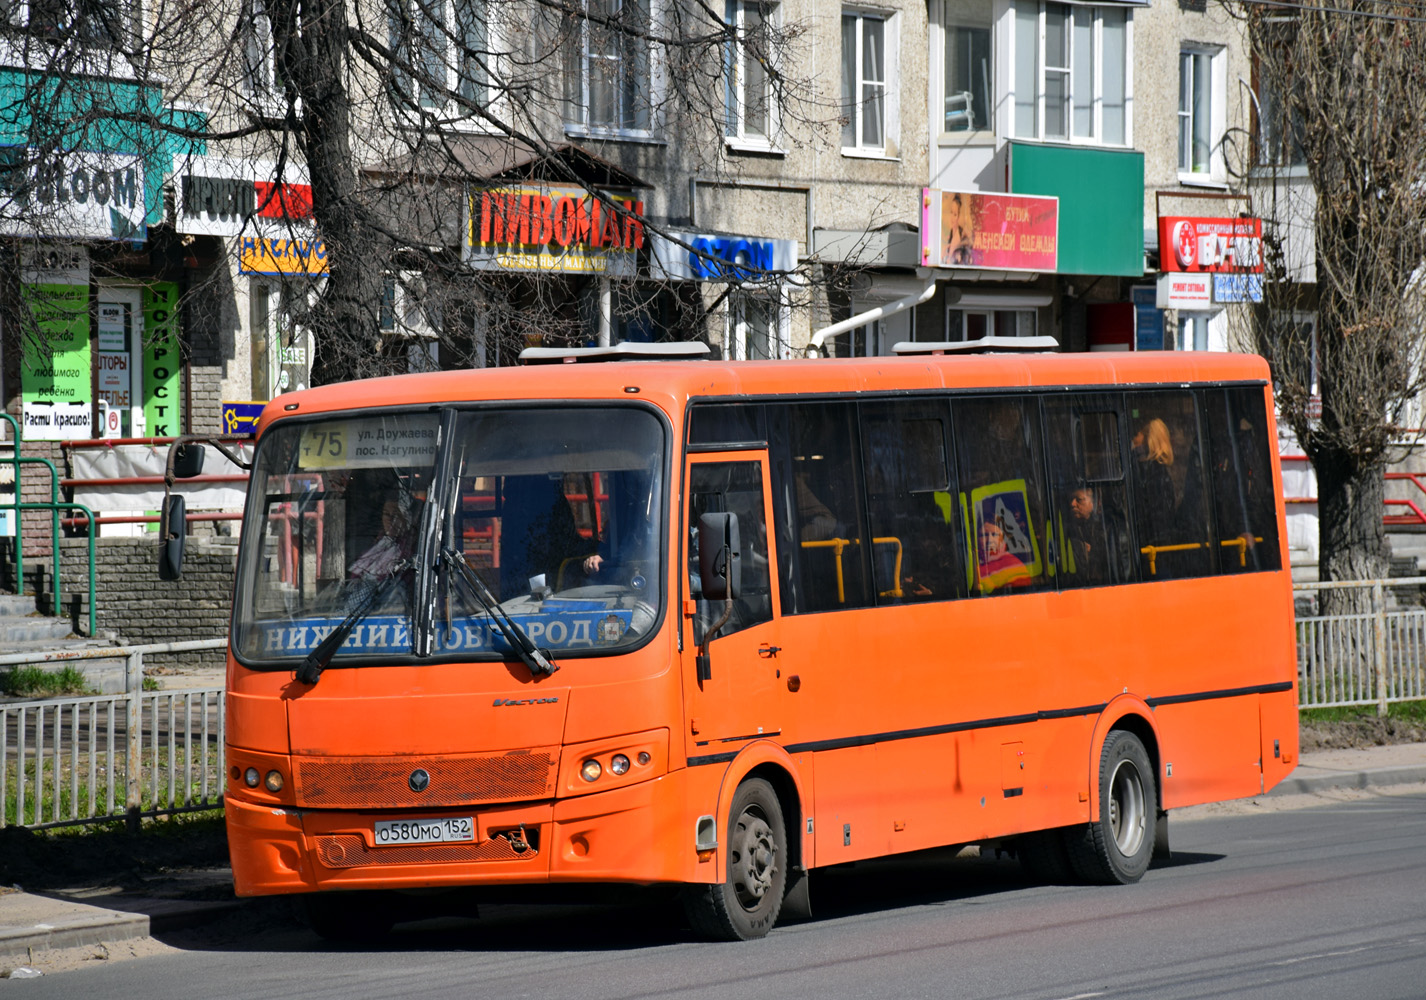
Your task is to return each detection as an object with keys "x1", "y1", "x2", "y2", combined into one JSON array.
[{"x1": 408, "y1": 769, "x2": 430, "y2": 793}]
